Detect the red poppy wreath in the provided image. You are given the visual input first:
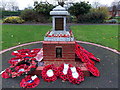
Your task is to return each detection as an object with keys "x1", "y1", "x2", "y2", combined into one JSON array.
[
  {"x1": 41, "y1": 64, "x2": 58, "y2": 82},
  {"x1": 20, "y1": 75, "x2": 40, "y2": 88}
]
